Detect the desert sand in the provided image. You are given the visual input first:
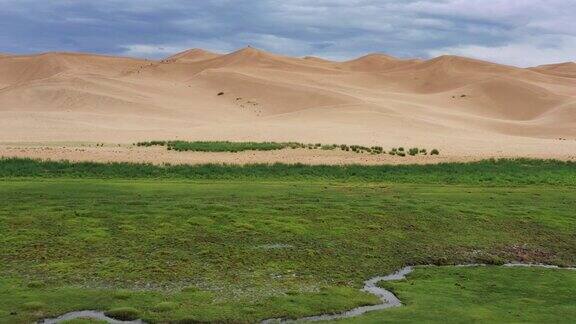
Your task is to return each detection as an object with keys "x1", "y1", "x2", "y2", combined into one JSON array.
[{"x1": 0, "y1": 47, "x2": 575, "y2": 163}]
